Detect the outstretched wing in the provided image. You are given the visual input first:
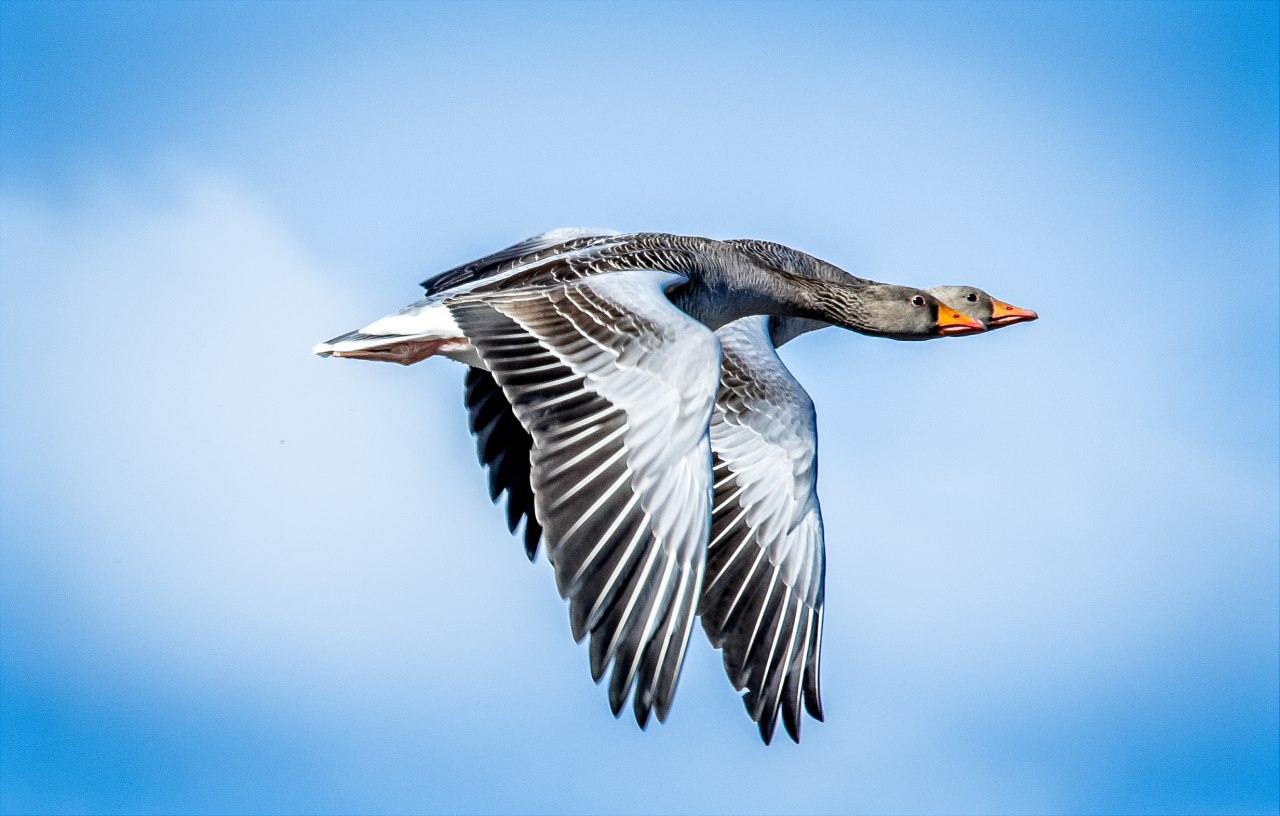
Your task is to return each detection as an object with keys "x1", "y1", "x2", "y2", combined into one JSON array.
[
  {"x1": 700, "y1": 316, "x2": 826, "y2": 744},
  {"x1": 462, "y1": 313, "x2": 831, "y2": 745},
  {"x1": 449, "y1": 270, "x2": 721, "y2": 727}
]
